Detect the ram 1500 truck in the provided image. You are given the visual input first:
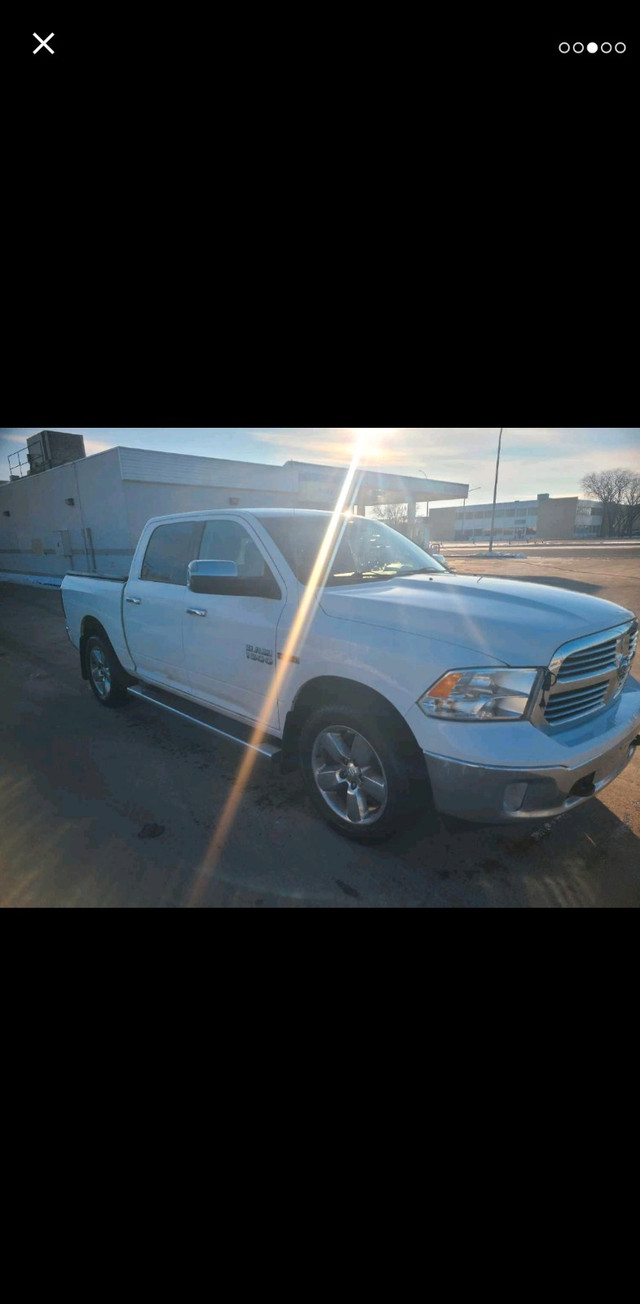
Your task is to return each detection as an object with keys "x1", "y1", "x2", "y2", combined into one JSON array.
[{"x1": 61, "y1": 510, "x2": 640, "y2": 841}]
